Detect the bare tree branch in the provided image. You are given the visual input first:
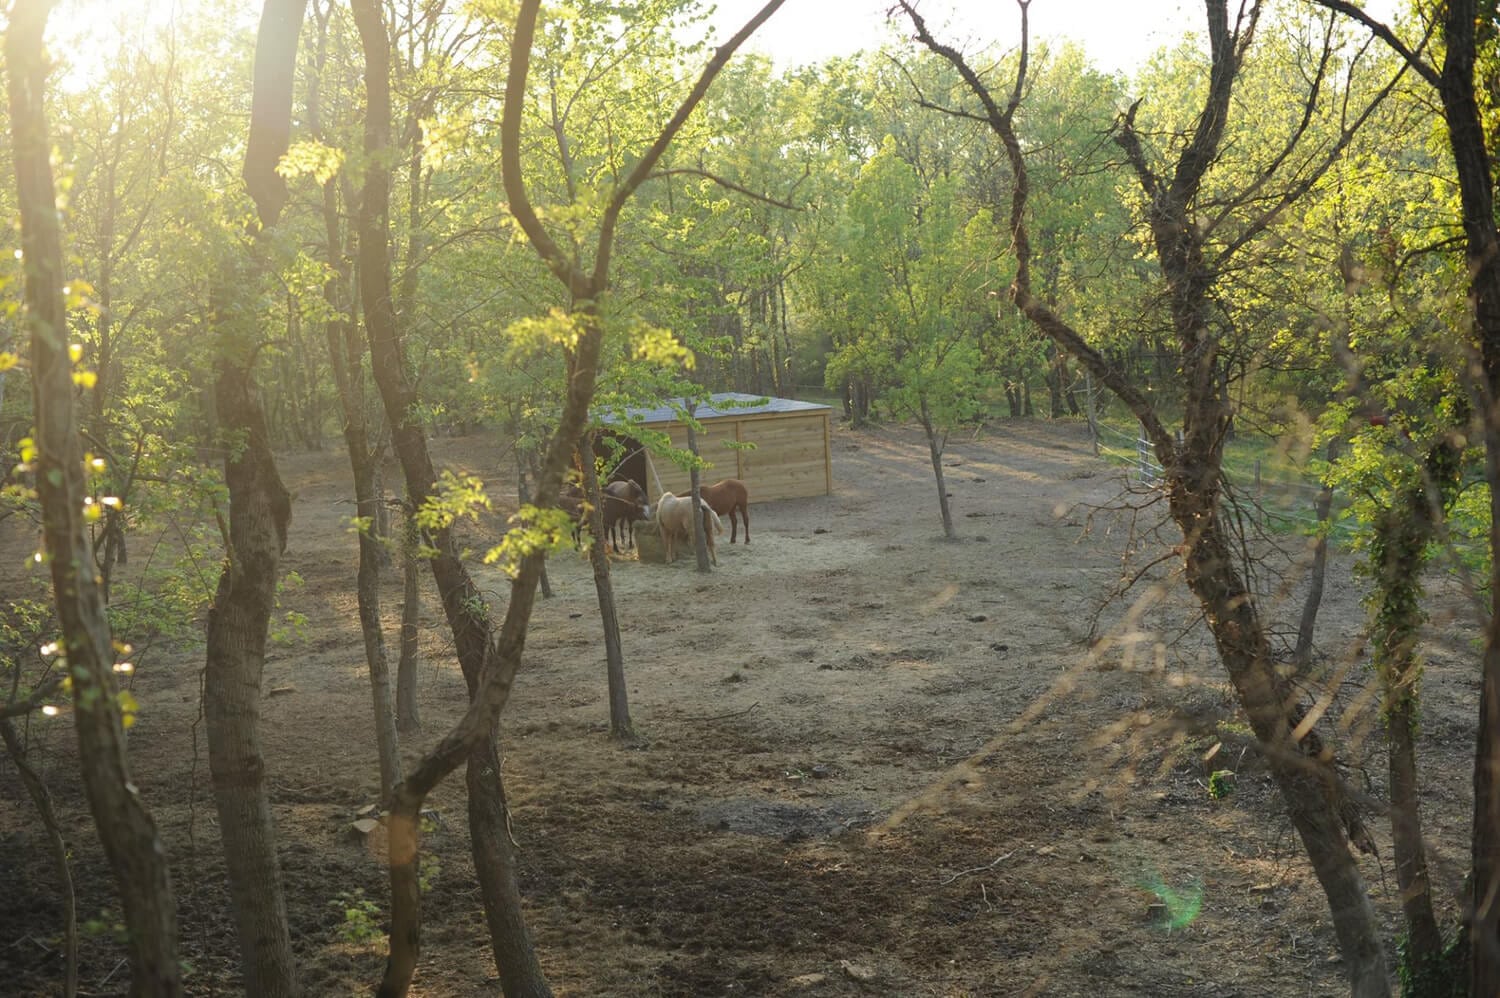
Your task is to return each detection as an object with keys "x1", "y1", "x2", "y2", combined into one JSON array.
[
  {"x1": 593, "y1": 0, "x2": 792, "y2": 287},
  {"x1": 1306, "y1": 0, "x2": 1439, "y2": 86},
  {"x1": 649, "y1": 167, "x2": 804, "y2": 210},
  {"x1": 896, "y1": 0, "x2": 1174, "y2": 454},
  {"x1": 0, "y1": 674, "x2": 65, "y2": 720}
]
